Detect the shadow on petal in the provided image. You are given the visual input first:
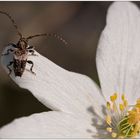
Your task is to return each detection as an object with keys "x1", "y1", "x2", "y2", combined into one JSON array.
[{"x1": 86, "y1": 106, "x2": 111, "y2": 138}]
